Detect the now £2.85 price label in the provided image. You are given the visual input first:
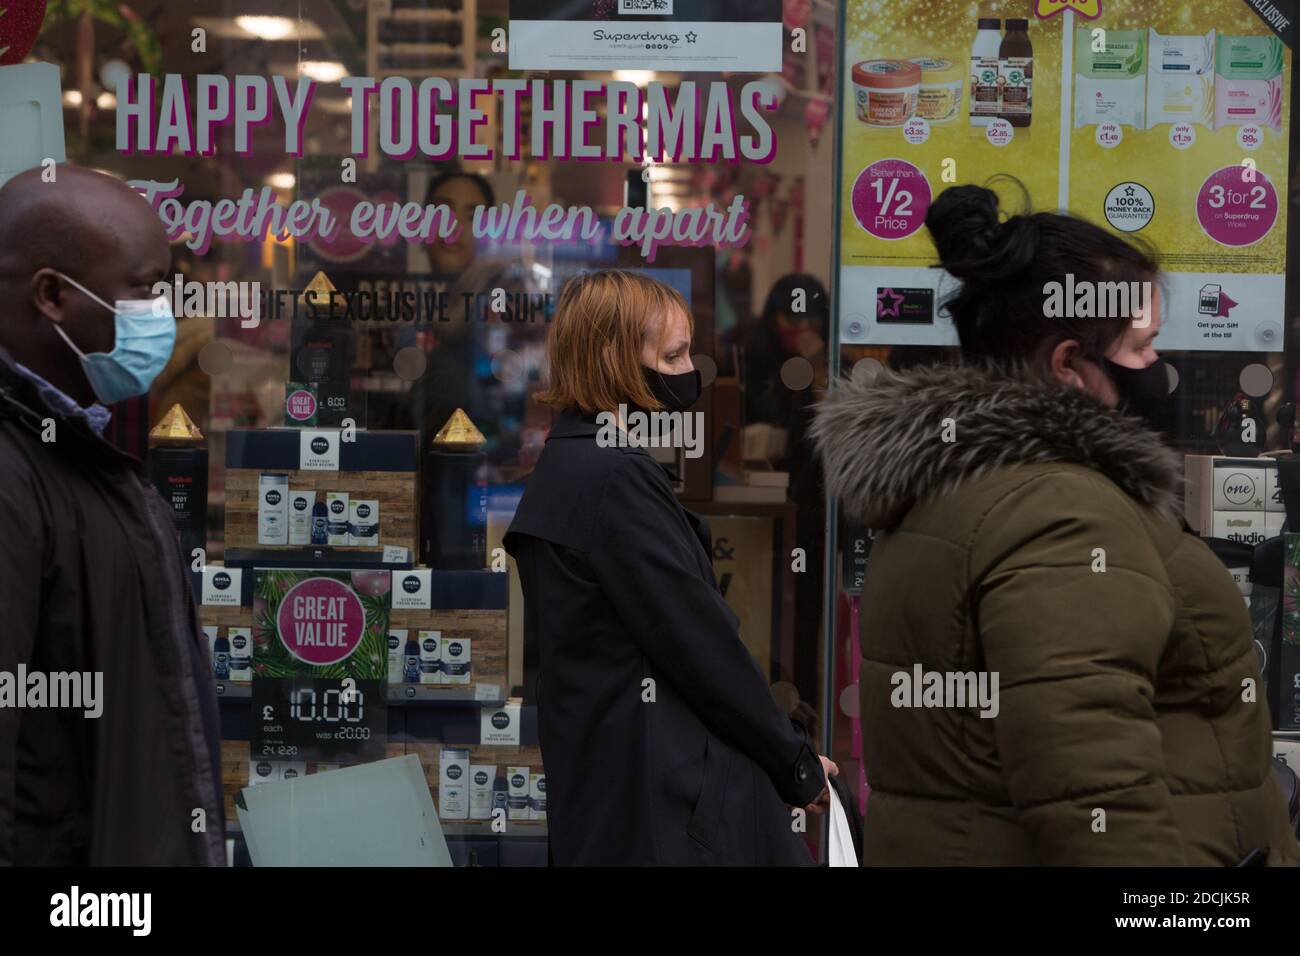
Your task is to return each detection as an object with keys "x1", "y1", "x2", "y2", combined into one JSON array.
[{"x1": 851, "y1": 159, "x2": 932, "y2": 241}]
